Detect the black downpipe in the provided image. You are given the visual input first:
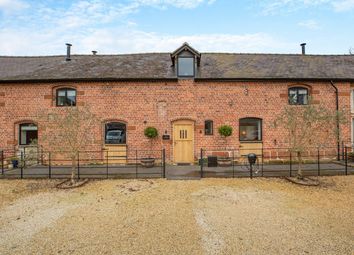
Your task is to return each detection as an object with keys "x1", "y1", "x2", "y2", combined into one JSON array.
[{"x1": 330, "y1": 80, "x2": 340, "y2": 161}]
